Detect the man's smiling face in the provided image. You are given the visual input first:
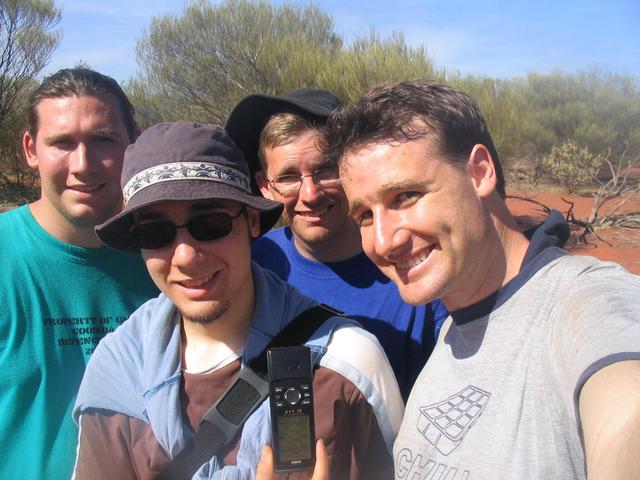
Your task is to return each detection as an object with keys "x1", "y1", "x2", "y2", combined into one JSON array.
[
  {"x1": 137, "y1": 199, "x2": 260, "y2": 325},
  {"x1": 258, "y1": 129, "x2": 355, "y2": 256},
  {"x1": 340, "y1": 135, "x2": 495, "y2": 310},
  {"x1": 23, "y1": 94, "x2": 131, "y2": 233}
]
